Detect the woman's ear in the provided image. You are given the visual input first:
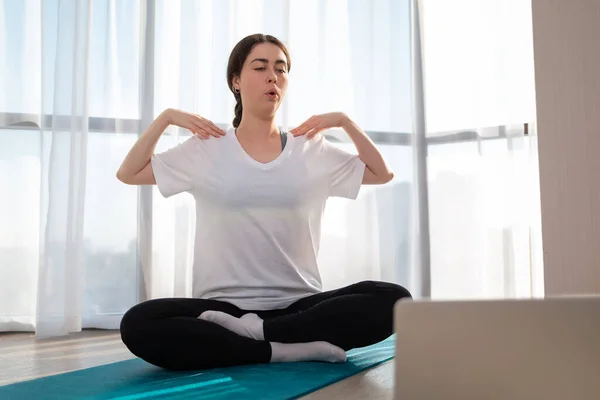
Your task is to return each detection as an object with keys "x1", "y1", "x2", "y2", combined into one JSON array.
[{"x1": 232, "y1": 76, "x2": 240, "y2": 91}]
